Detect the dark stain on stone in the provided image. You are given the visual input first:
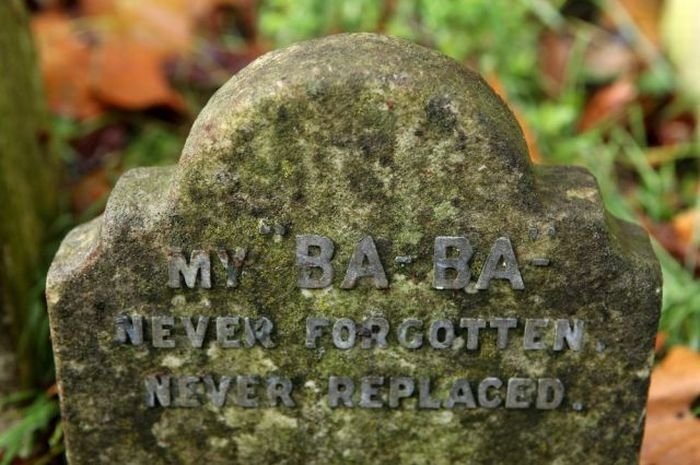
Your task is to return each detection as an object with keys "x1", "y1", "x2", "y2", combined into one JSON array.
[{"x1": 425, "y1": 95, "x2": 457, "y2": 133}]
